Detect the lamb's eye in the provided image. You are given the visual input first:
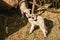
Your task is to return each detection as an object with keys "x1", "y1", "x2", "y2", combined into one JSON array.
[{"x1": 32, "y1": 17, "x2": 34, "y2": 19}]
